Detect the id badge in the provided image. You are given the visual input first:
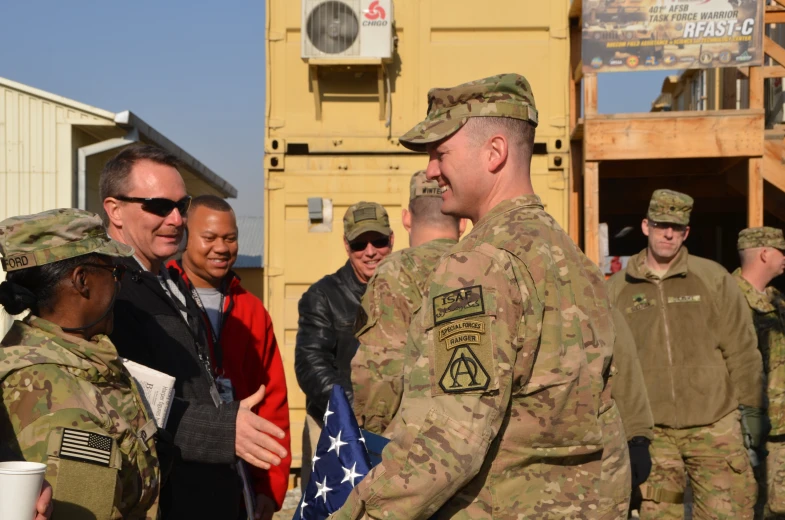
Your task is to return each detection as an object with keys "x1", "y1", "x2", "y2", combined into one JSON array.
[{"x1": 215, "y1": 376, "x2": 235, "y2": 404}]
